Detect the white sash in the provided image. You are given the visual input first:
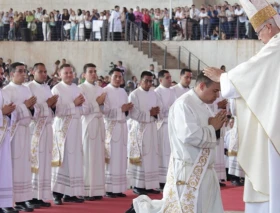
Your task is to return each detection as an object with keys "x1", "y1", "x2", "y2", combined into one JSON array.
[
  {"x1": 163, "y1": 148, "x2": 212, "y2": 213},
  {"x1": 30, "y1": 117, "x2": 48, "y2": 173}
]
